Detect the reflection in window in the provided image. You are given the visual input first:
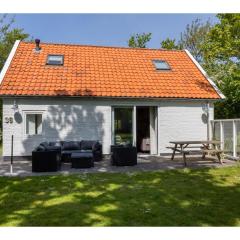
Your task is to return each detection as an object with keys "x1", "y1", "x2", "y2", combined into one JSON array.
[
  {"x1": 114, "y1": 108, "x2": 133, "y2": 145},
  {"x1": 47, "y1": 55, "x2": 64, "y2": 65},
  {"x1": 26, "y1": 114, "x2": 42, "y2": 135},
  {"x1": 153, "y1": 60, "x2": 171, "y2": 70}
]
